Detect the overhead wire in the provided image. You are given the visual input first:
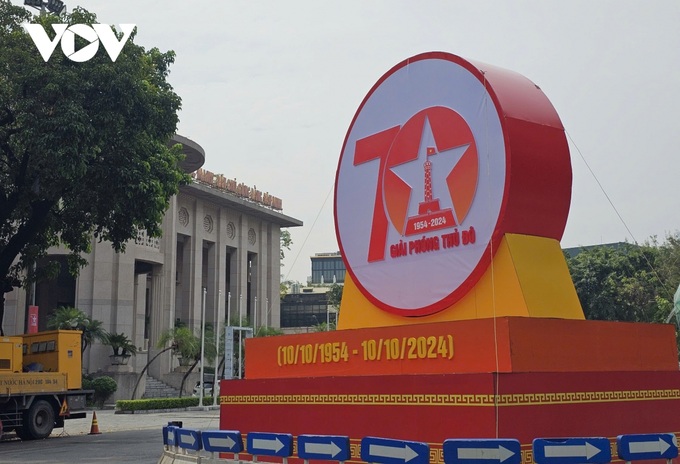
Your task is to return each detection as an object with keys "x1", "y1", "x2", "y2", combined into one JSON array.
[
  {"x1": 480, "y1": 72, "x2": 501, "y2": 440},
  {"x1": 566, "y1": 130, "x2": 673, "y2": 298},
  {"x1": 283, "y1": 182, "x2": 334, "y2": 284}
]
